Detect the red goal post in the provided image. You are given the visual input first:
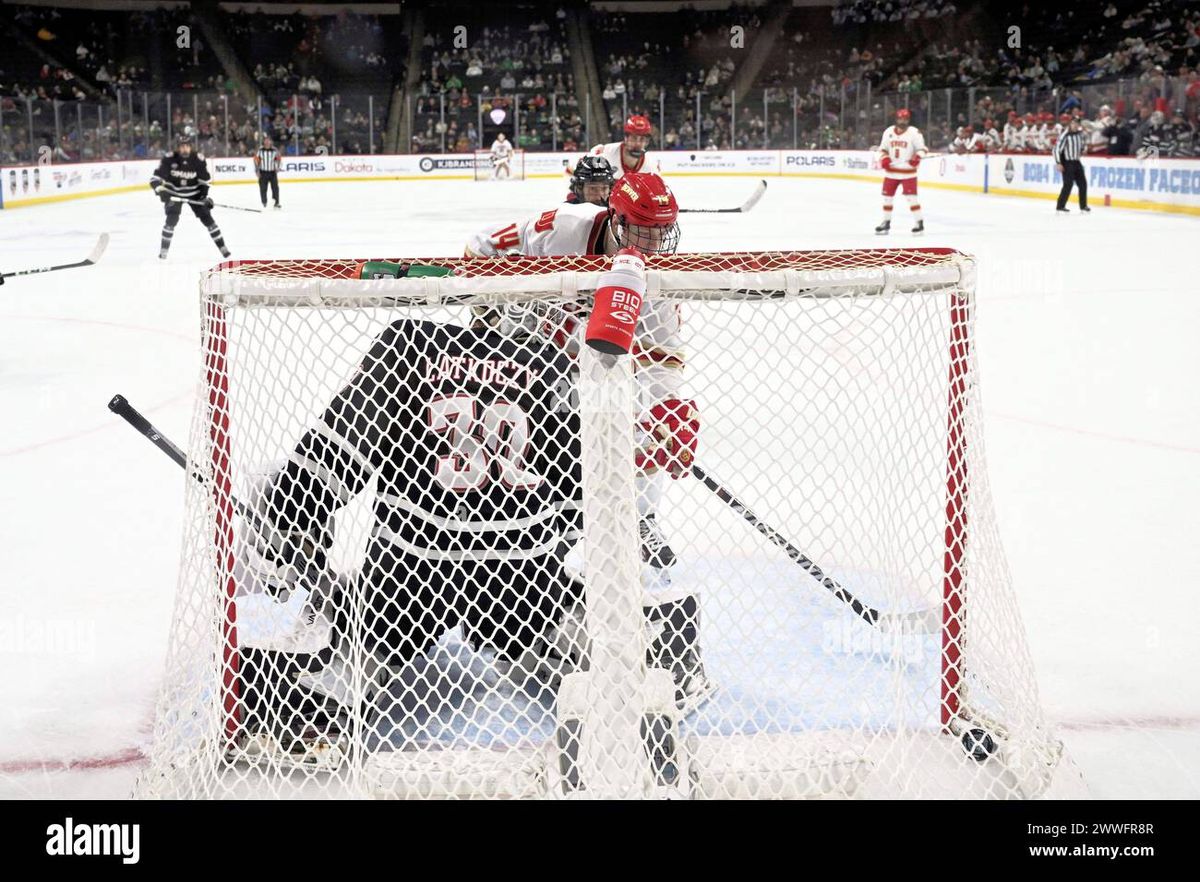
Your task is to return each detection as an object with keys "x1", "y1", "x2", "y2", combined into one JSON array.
[{"x1": 136, "y1": 248, "x2": 1081, "y2": 799}]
